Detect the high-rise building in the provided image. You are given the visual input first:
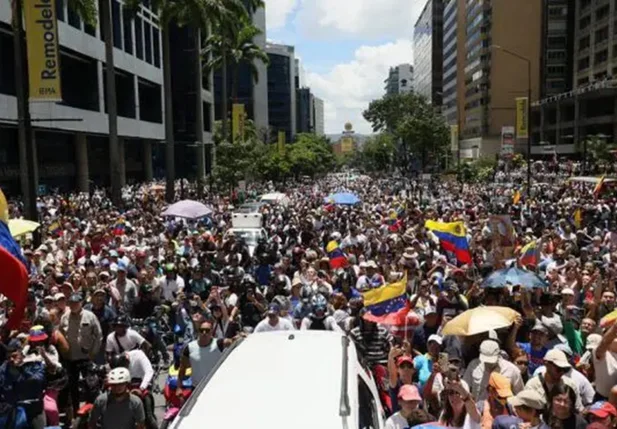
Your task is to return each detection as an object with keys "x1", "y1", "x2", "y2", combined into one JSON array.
[
  {"x1": 531, "y1": 0, "x2": 617, "y2": 157},
  {"x1": 313, "y1": 97, "x2": 325, "y2": 136},
  {"x1": 413, "y1": 0, "x2": 444, "y2": 106},
  {"x1": 266, "y1": 43, "x2": 296, "y2": 142},
  {"x1": 384, "y1": 64, "x2": 414, "y2": 95},
  {"x1": 213, "y1": 2, "x2": 269, "y2": 132},
  {"x1": 0, "y1": 0, "x2": 165, "y2": 194},
  {"x1": 441, "y1": 0, "x2": 463, "y2": 127},
  {"x1": 458, "y1": 0, "x2": 542, "y2": 159},
  {"x1": 296, "y1": 88, "x2": 314, "y2": 133}
]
